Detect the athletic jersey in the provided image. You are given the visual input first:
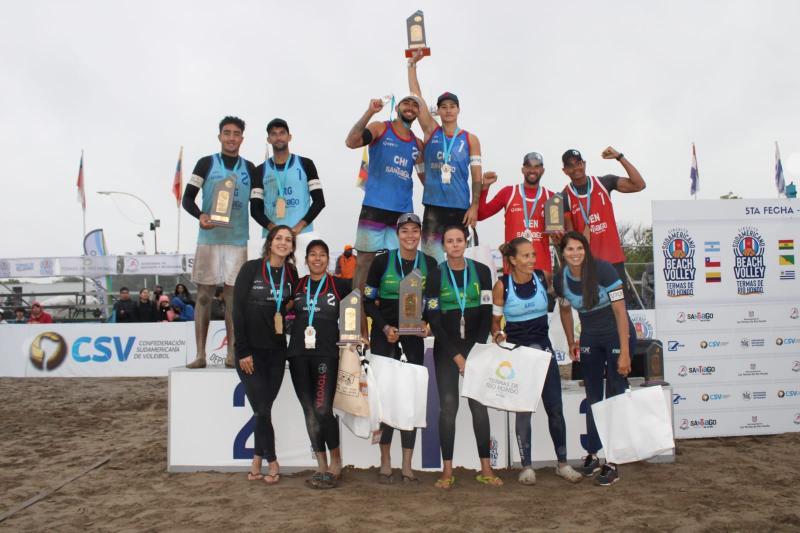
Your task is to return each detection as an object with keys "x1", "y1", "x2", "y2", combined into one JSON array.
[
  {"x1": 422, "y1": 127, "x2": 471, "y2": 209},
  {"x1": 563, "y1": 176, "x2": 625, "y2": 264},
  {"x1": 553, "y1": 260, "x2": 630, "y2": 343},
  {"x1": 439, "y1": 259, "x2": 482, "y2": 312},
  {"x1": 288, "y1": 274, "x2": 351, "y2": 358},
  {"x1": 364, "y1": 122, "x2": 419, "y2": 213},
  {"x1": 261, "y1": 154, "x2": 313, "y2": 235},
  {"x1": 377, "y1": 249, "x2": 429, "y2": 300},
  {"x1": 232, "y1": 259, "x2": 297, "y2": 358},
  {"x1": 502, "y1": 271, "x2": 550, "y2": 347},
  {"x1": 503, "y1": 184, "x2": 554, "y2": 272},
  {"x1": 199, "y1": 154, "x2": 251, "y2": 246}
]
